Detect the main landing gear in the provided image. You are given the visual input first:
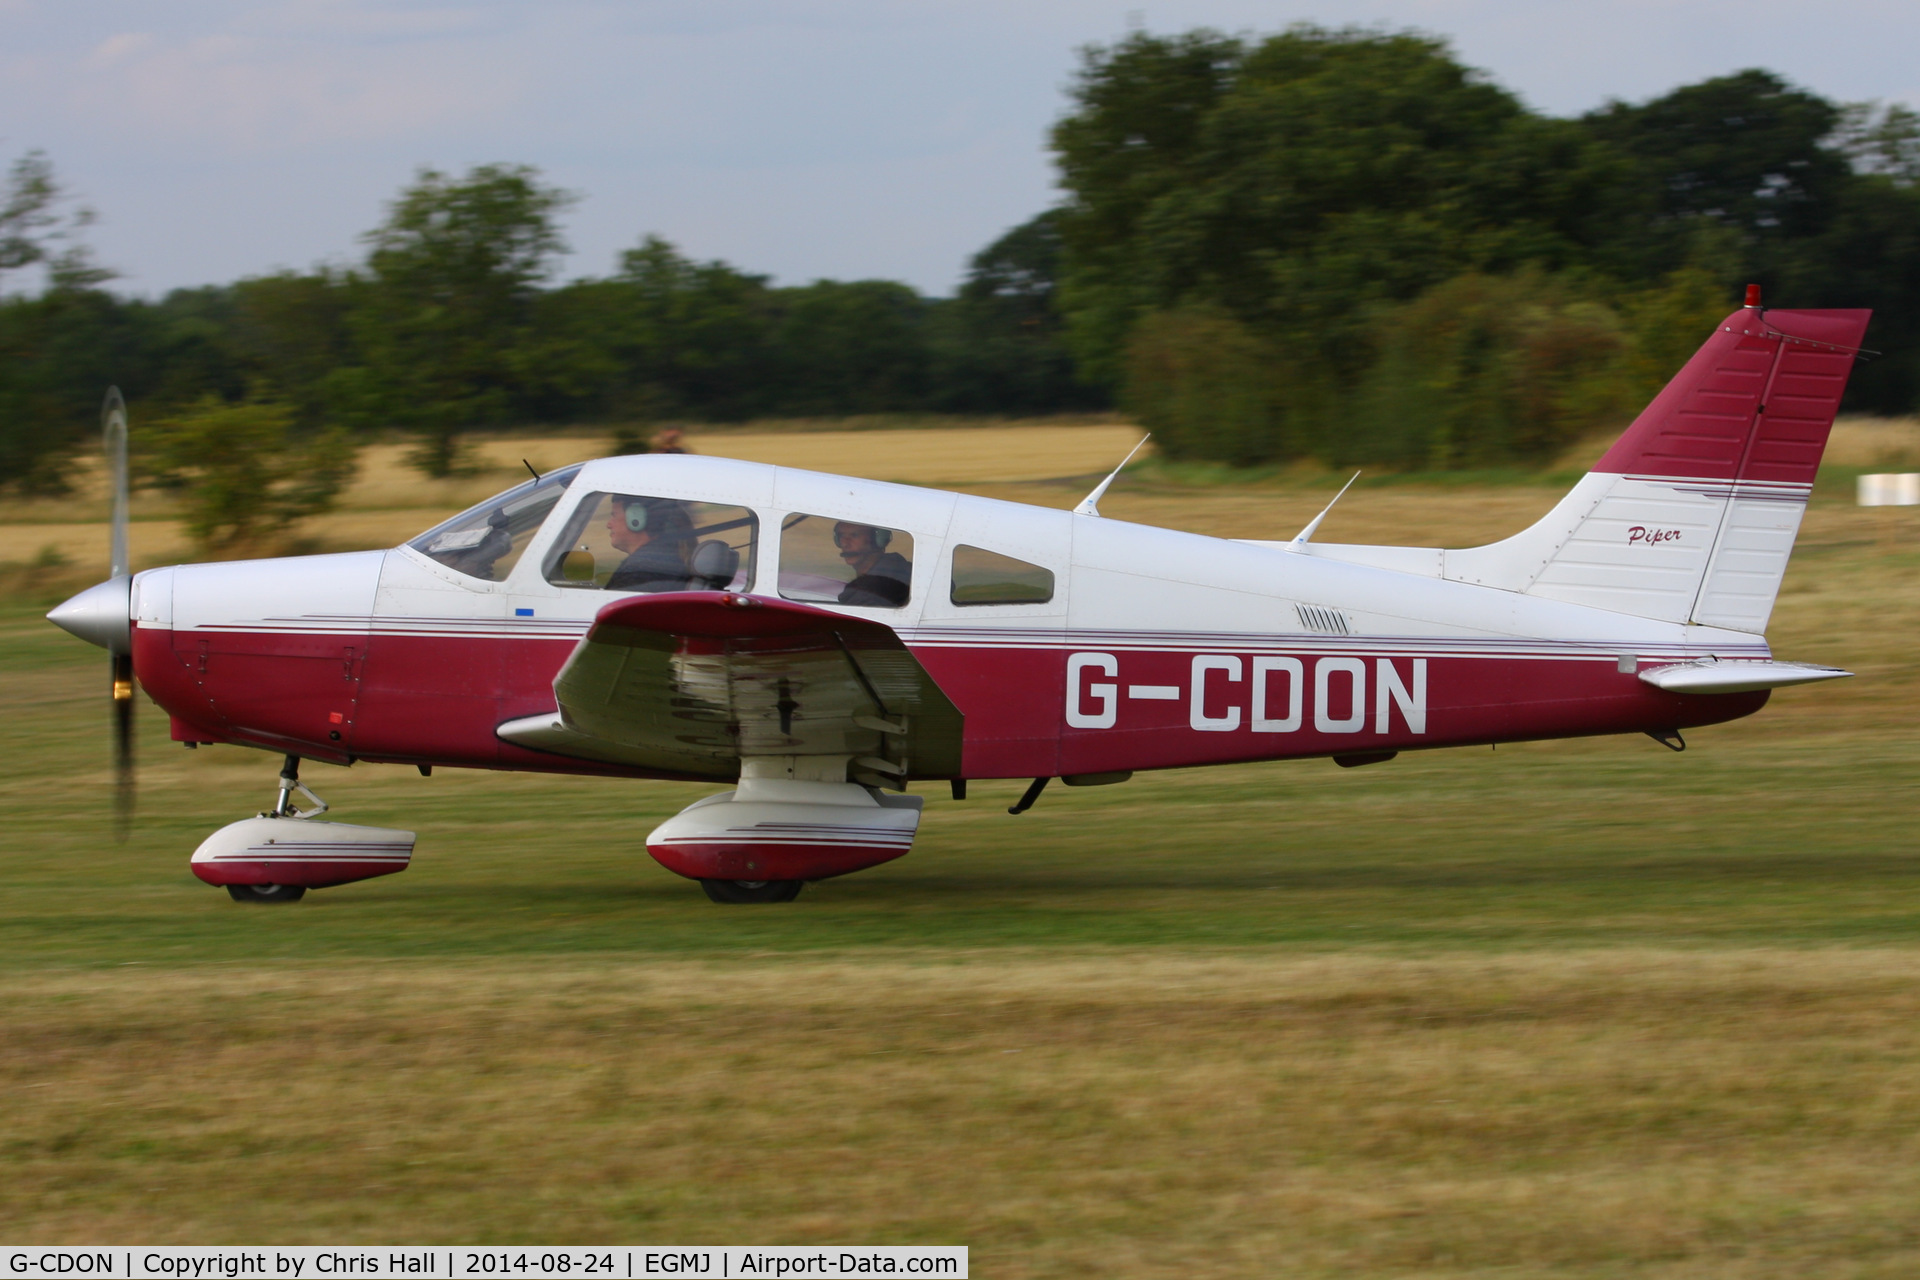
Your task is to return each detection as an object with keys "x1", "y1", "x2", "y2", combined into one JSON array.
[
  {"x1": 700, "y1": 879, "x2": 805, "y2": 904},
  {"x1": 188, "y1": 755, "x2": 418, "y2": 903},
  {"x1": 647, "y1": 757, "x2": 925, "y2": 905},
  {"x1": 227, "y1": 882, "x2": 306, "y2": 904}
]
